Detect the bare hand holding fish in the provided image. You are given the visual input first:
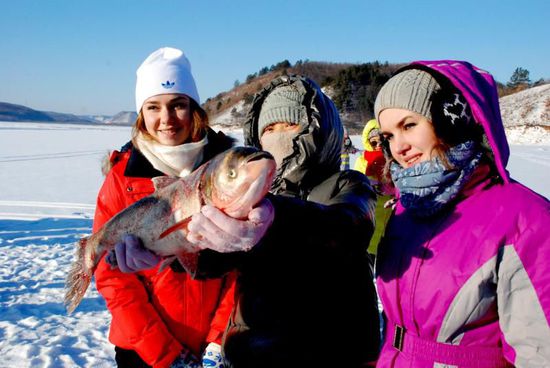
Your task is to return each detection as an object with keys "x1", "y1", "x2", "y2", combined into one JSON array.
[{"x1": 65, "y1": 146, "x2": 276, "y2": 314}]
